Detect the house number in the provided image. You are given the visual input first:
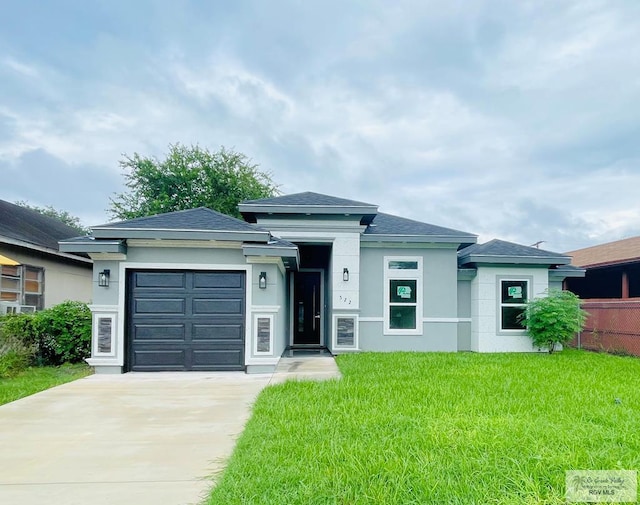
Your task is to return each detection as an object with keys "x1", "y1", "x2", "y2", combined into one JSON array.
[{"x1": 339, "y1": 295, "x2": 352, "y2": 305}]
